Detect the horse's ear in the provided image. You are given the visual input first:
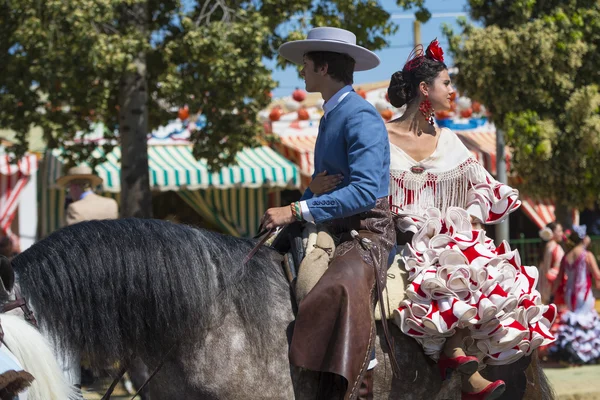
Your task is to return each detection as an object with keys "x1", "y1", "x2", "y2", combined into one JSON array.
[{"x1": 0, "y1": 255, "x2": 15, "y2": 293}]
